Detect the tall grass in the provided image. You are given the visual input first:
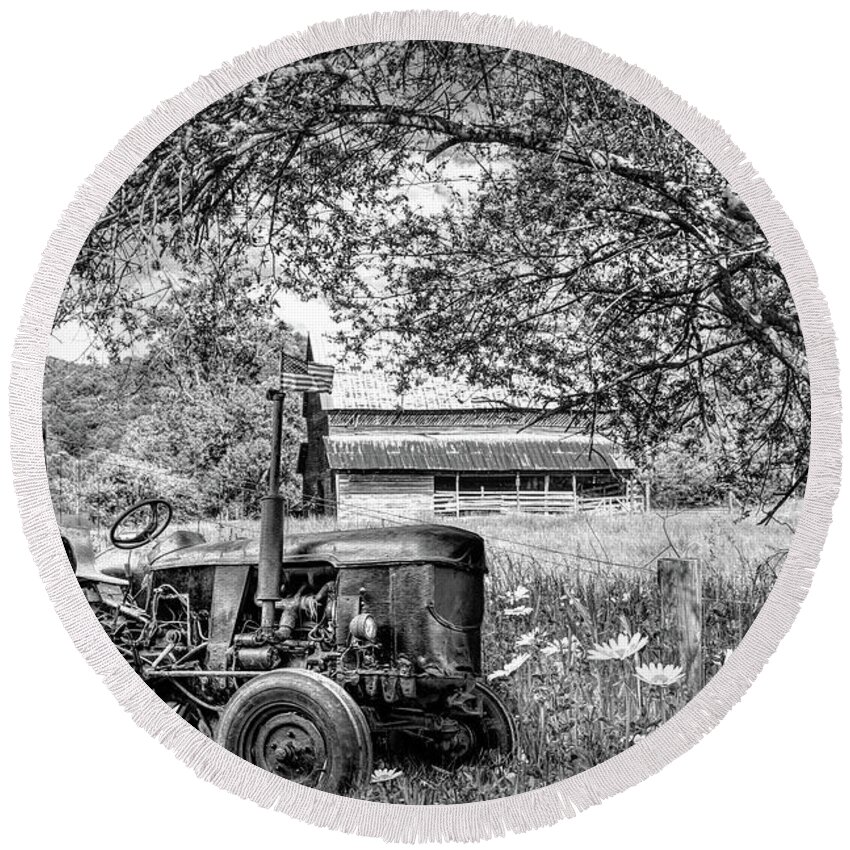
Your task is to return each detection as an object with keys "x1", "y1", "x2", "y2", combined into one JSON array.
[
  {"x1": 93, "y1": 508, "x2": 790, "y2": 802},
  {"x1": 359, "y1": 510, "x2": 789, "y2": 802}
]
